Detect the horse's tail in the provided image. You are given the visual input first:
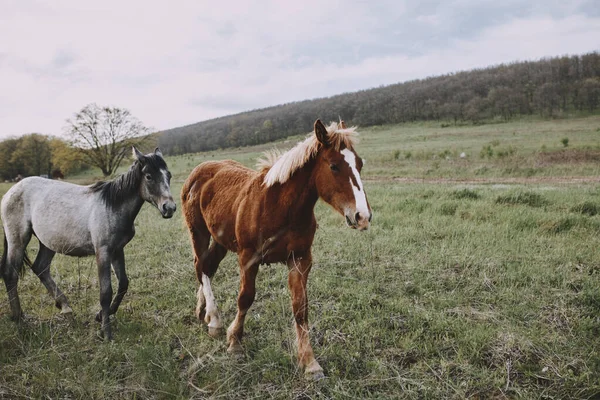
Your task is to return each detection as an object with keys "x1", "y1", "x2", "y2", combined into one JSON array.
[
  {"x1": 0, "y1": 236, "x2": 6, "y2": 280},
  {"x1": 0, "y1": 236, "x2": 31, "y2": 280},
  {"x1": 180, "y1": 171, "x2": 195, "y2": 205}
]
